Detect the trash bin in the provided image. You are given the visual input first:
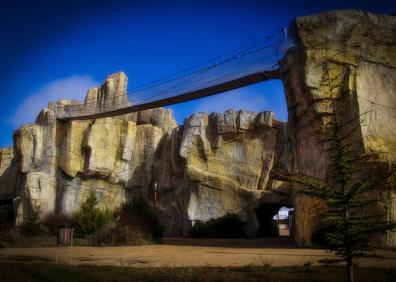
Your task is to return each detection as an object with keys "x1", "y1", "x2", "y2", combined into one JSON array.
[{"x1": 57, "y1": 225, "x2": 73, "y2": 247}]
